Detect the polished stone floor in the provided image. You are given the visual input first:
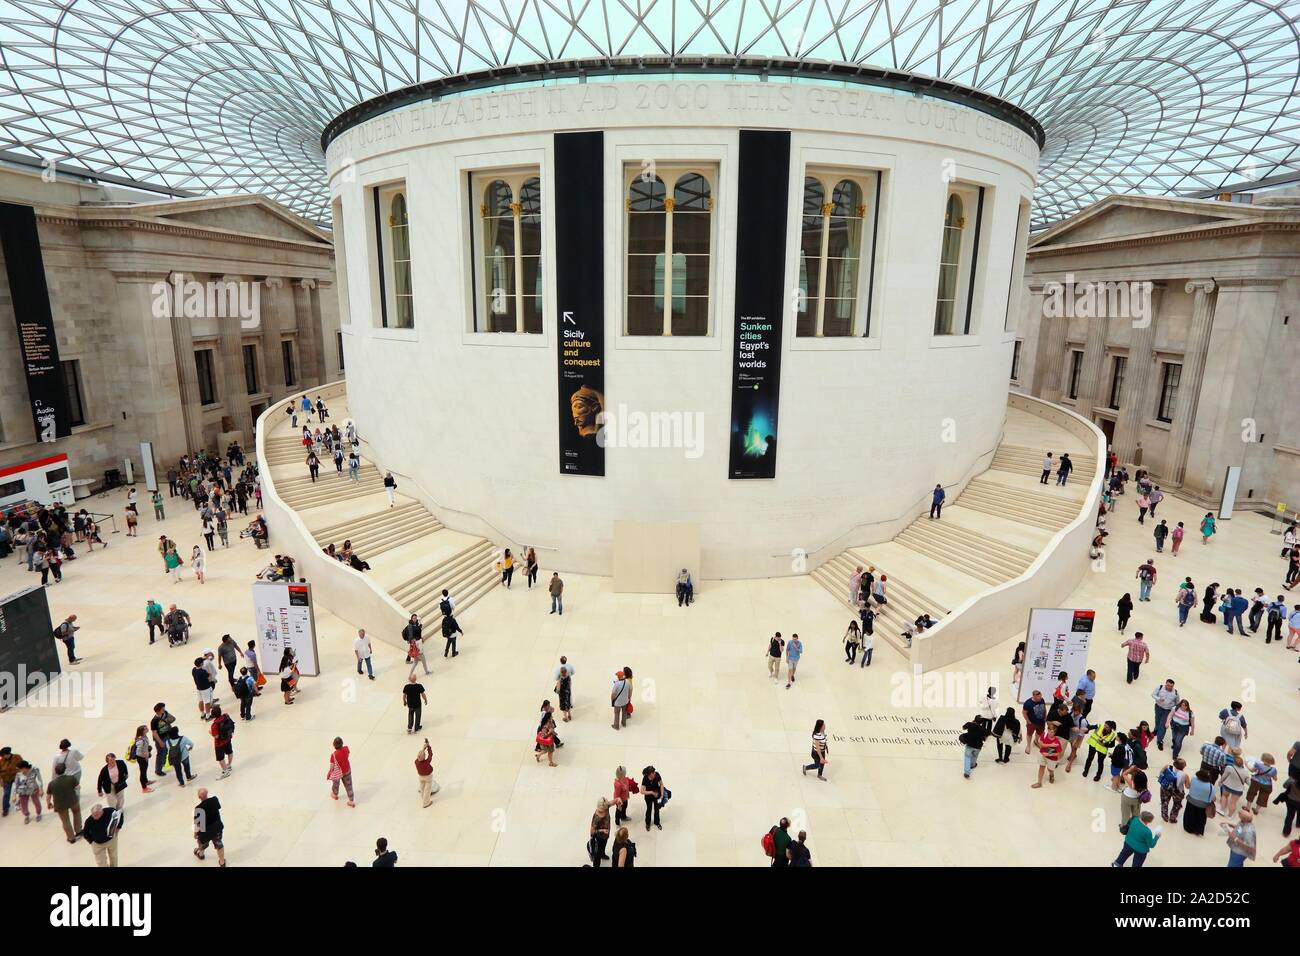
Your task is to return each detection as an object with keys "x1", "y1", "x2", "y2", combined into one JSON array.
[{"x1": 1, "y1": 476, "x2": 1295, "y2": 867}]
